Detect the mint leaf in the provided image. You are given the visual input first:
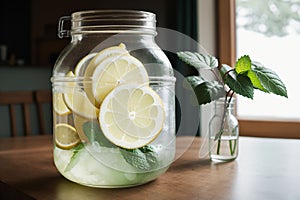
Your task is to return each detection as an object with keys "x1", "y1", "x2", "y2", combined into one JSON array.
[
  {"x1": 64, "y1": 143, "x2": 84, "y2": 172},
  {"x1": 221, "y1": 64, "x2": 254, "y2": 99},
  {"x1": 247, "y1": 70, "x2": 269, "y2": 92},
  {"x1": 186, "y1": 76, "x2": 206, "y2": 88},
  {"x1": 83, "y1": 121, "x2": 115, "y2": 148},
  {"x1": 120, "y1": 145, "x2": 159, "y2": 171},
  {"x1": 139, "y1": 146, "x2": 159, "y2": 169},
  {"x1": 235, "y1": 55, "x2": 251, "y2": 74},
  {"x1": 177, "y1": 51, "x2": 218, "y2": 69},
  {"x1": 252, "y1": 62, "x2": 288, "y2": 98},
  {"x1": 186, "y1": 76, "x2": 224, "y2": 105}
]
